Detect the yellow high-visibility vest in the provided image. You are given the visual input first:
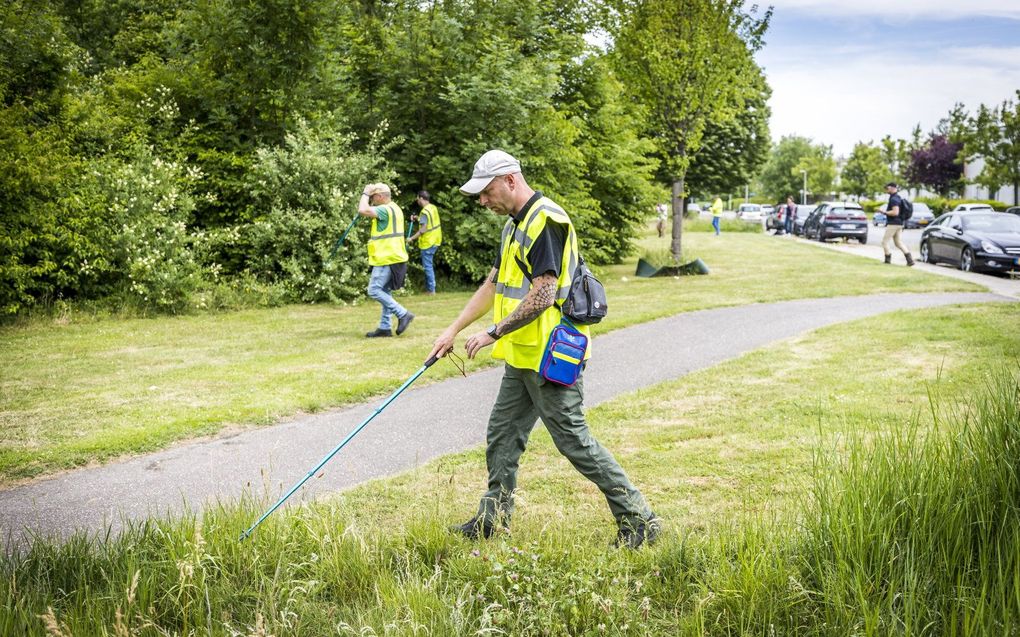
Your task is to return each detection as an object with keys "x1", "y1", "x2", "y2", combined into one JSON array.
[
  {"x1": 417, "y1": 203, "x2": 442, "y2": 249},
  {"x1": 367, "y1": 202, "x2": 408, "y2": 266},
  {"x1": 492, "y1": 196, "x2": 591, "y2": 371}
]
